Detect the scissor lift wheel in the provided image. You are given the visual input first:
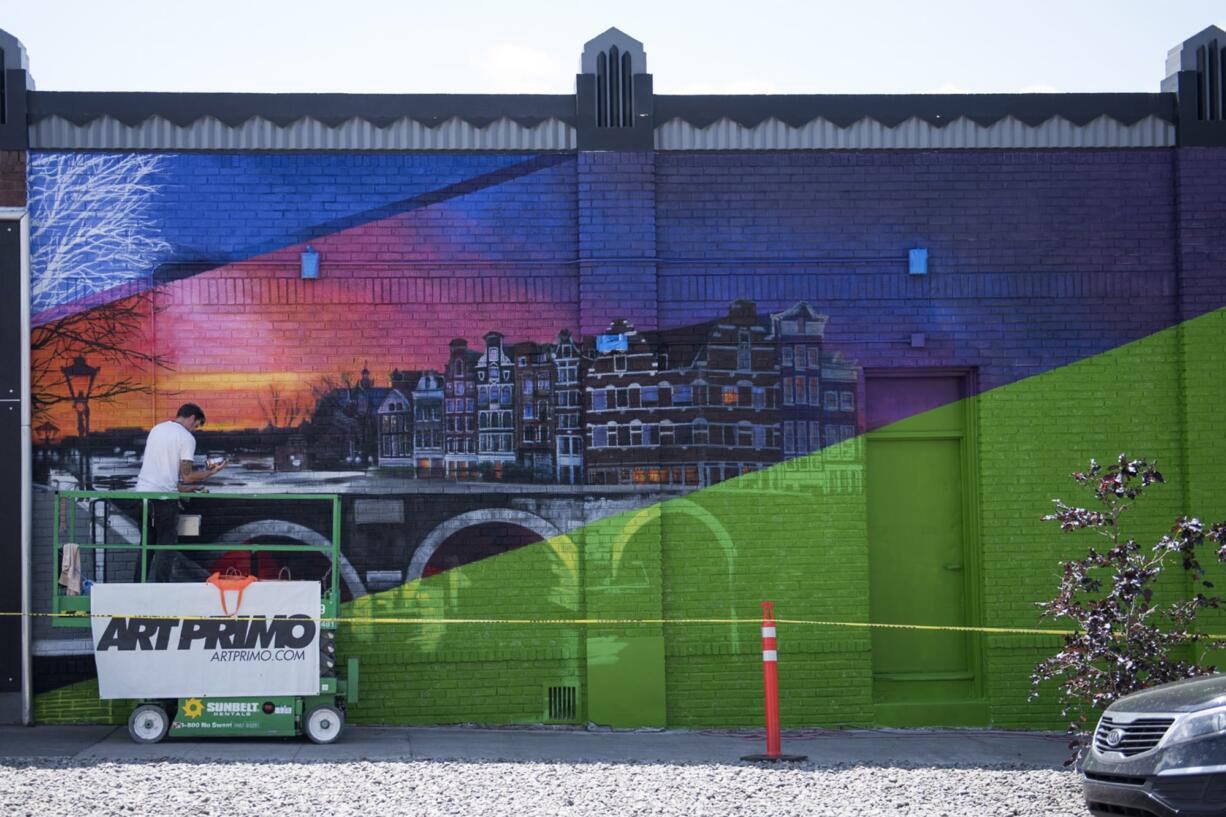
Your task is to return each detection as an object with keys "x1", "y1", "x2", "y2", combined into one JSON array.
[
  {"x1": 128, "y1": 704, "x2": 170, "y2": 744},
  {"x1": 304, "y1": 704, "x2": 344, "y2": 744}
]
